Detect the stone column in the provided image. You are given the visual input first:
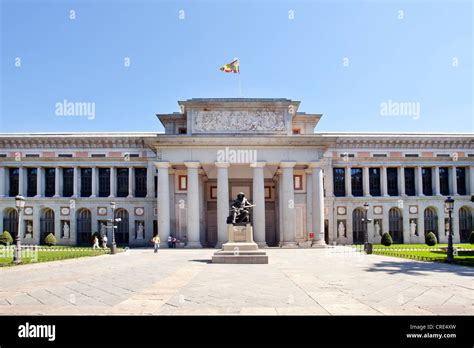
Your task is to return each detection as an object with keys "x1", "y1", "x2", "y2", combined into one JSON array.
[
  {"x1": 0, "y1": 166, "x2": 5, "y2": 197},
  {"x1": 363, "y1": 167, "x2": 370, "y2": 197},
  {"x1": 398, "y1": 167, "x2": 406, "y2": 196},
  {"x1": 185, "y1": 162, "x2": 201, "y2": 247},
  {"x1": 280, "y1": 161, "x2": 296, "y2": 246},
  {"x1": 451, "y1": 166, "x2": 458, "y2": 195},
  {"x1": 216, "y1": 162, "x2": 230, "y2": 247},
  {"x1": 146, "y1": 162, "x2": 155, "y2": 198},
  {"x1": 35, "y1": 167, "x2": 43, "y2": 197},
  {"x1": 73, "y1": 167, "x2": 79, "y2": 198},
  {"x1": 305, "y1": 169, "x2": 313, "y2": 237},
  {"x1": 128, "y1": 167, "x2": 134, "y2": 198},
  {"x1": 470, "y1": 166, "x2": 474, "y2": 195},
  {"x1": 91, "y1": 166, "x2": 97, "y2": 197},
  {"x1": 54, "y1": 167, "x2": 61, "y2": 197},
  {"x1": 345, "y1": 166, "x2": 352, "y2": 197},
  {"x1": 310, "y1": 163, "x2": 326, "y2": 245},
  {"x1": 434, "y1": 166, "x2": 441, "y2": 196},
  {"x1": 416, "y1": 166, "x2": 424, "y2": 196},
  {"x1": 155, "y1": 162, "x2": 171, "y2": 246},
  {"x1": 323, "y1": 165, "x2": 334, "y2": 198},
  {"x1": 417, "y1": 206, "x2": 425, "y2": 244},
  {"x1": 251, "y1": 161, "x2": 266, "y2": 247},
  {"x1": 109, "y1": 167, "x2": 116, "y2": 198},
  {"x1": 381, "y1": 166, "x2": 388, "y2": 197},
  {"x1": 18, "y1": 167, "x2": 25, "y2": 196}
]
